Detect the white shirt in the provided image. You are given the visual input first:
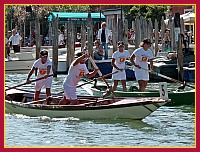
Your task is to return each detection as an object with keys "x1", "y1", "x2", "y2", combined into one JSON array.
[
  {"x1": 112, "y1": 50, "x2": 130, "y2": 80},
  {"x1": 63, "y1": 61, "x2": 89, "y2": 87},
  {"x1": 133, "y1": 47, "x2": 154, "y2": 69},
  {"x1": 112, "y1": 50, "x2": 130, "y2": 70},
  {"x1": 33, "y1": 58, "x2": 53, "y2": 78},
  {"x1": 58, "y1": 34, "x2": 64, "y2": 45},
  {"x1": 132, "y1": 47, "x2": 154, "y2": 81},
  {"x1": 9, "y1": 34, "x2": 22, "y2": 45},
  {"x1": 97, "y1": 28, "x2": 110, "y2": 43}
]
